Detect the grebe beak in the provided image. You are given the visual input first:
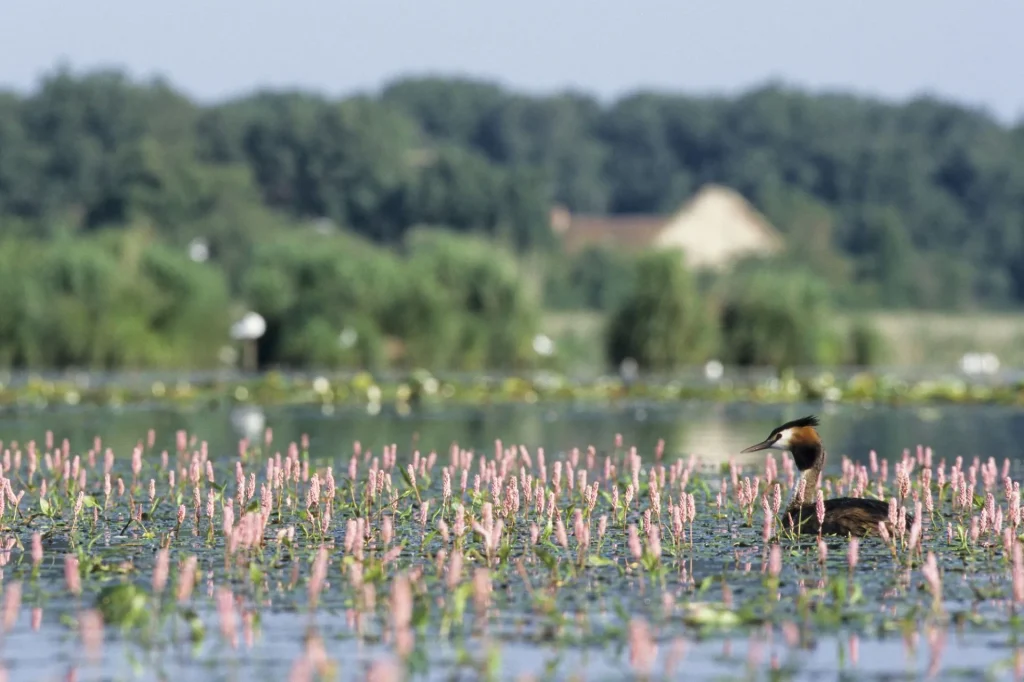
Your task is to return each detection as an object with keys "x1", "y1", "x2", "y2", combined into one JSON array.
[{"x1": 741, "y1": 437, "x2": 774, "y2": 453}]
